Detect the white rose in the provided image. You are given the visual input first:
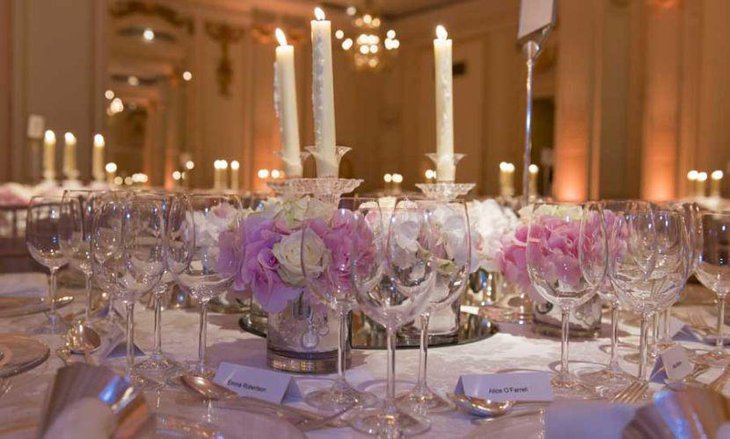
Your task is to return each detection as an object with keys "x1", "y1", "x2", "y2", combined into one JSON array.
[
  {"x1": 468, "y1": 199, "x2": 518, "y2": 271},
  {"x1": 273, "y1": 229, "x2": 330, "y2": 286}
]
